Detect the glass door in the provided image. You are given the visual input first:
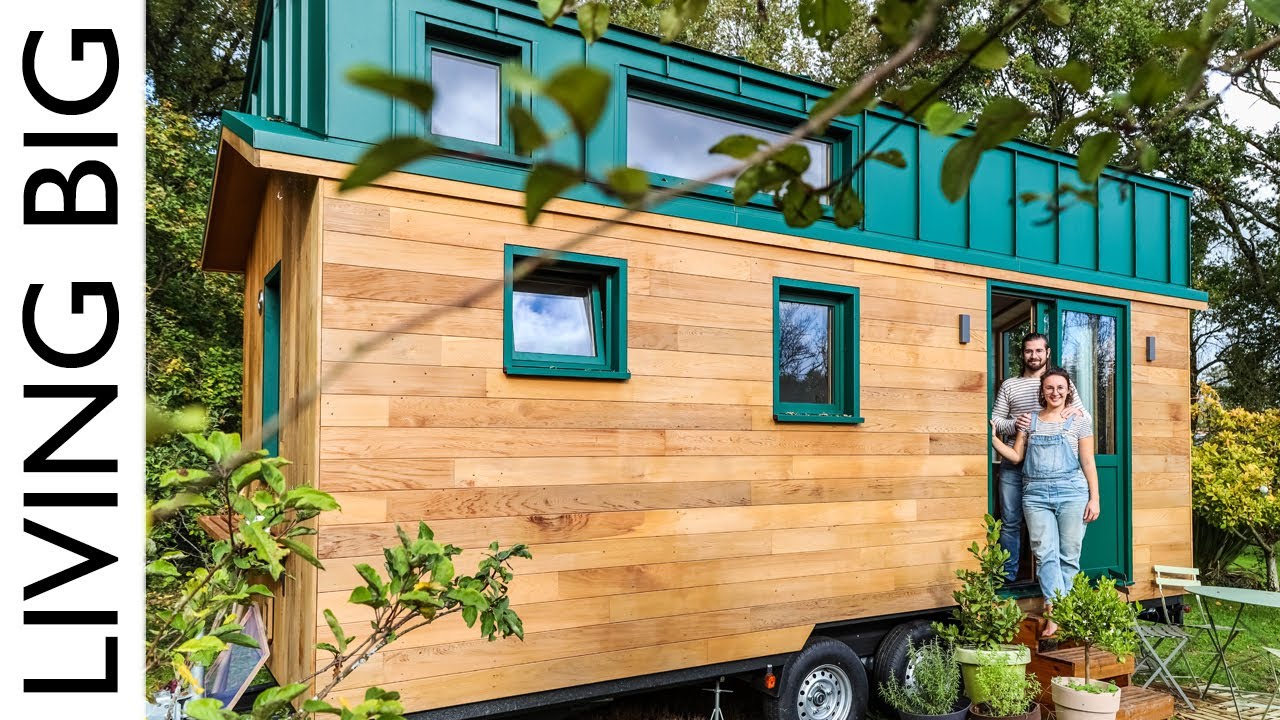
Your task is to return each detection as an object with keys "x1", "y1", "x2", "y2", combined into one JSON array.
[{"x1": 1056, "y1": 299, "x2": 1129, "y2": 581}]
